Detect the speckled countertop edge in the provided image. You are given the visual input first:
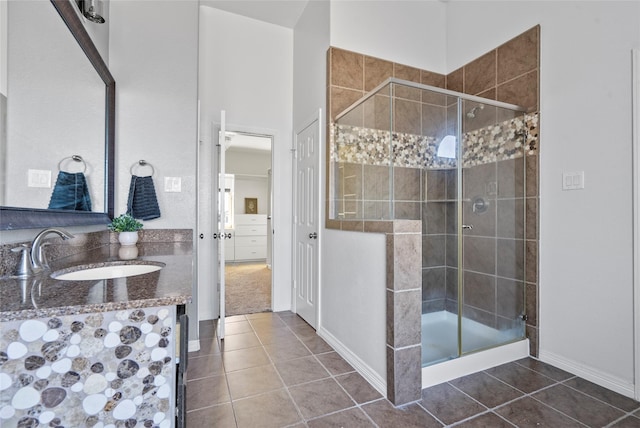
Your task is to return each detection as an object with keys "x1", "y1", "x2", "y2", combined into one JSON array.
[{"x1": 0, "y1": 241, "x2": 193, "y2": 322}]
